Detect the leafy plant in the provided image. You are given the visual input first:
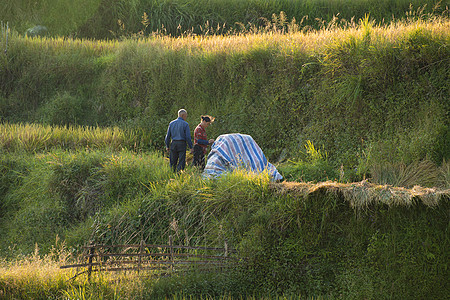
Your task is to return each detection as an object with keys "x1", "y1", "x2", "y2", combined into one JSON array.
[{"x1": 279, "y1": 140, "x2": 338, "y2": 182}]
